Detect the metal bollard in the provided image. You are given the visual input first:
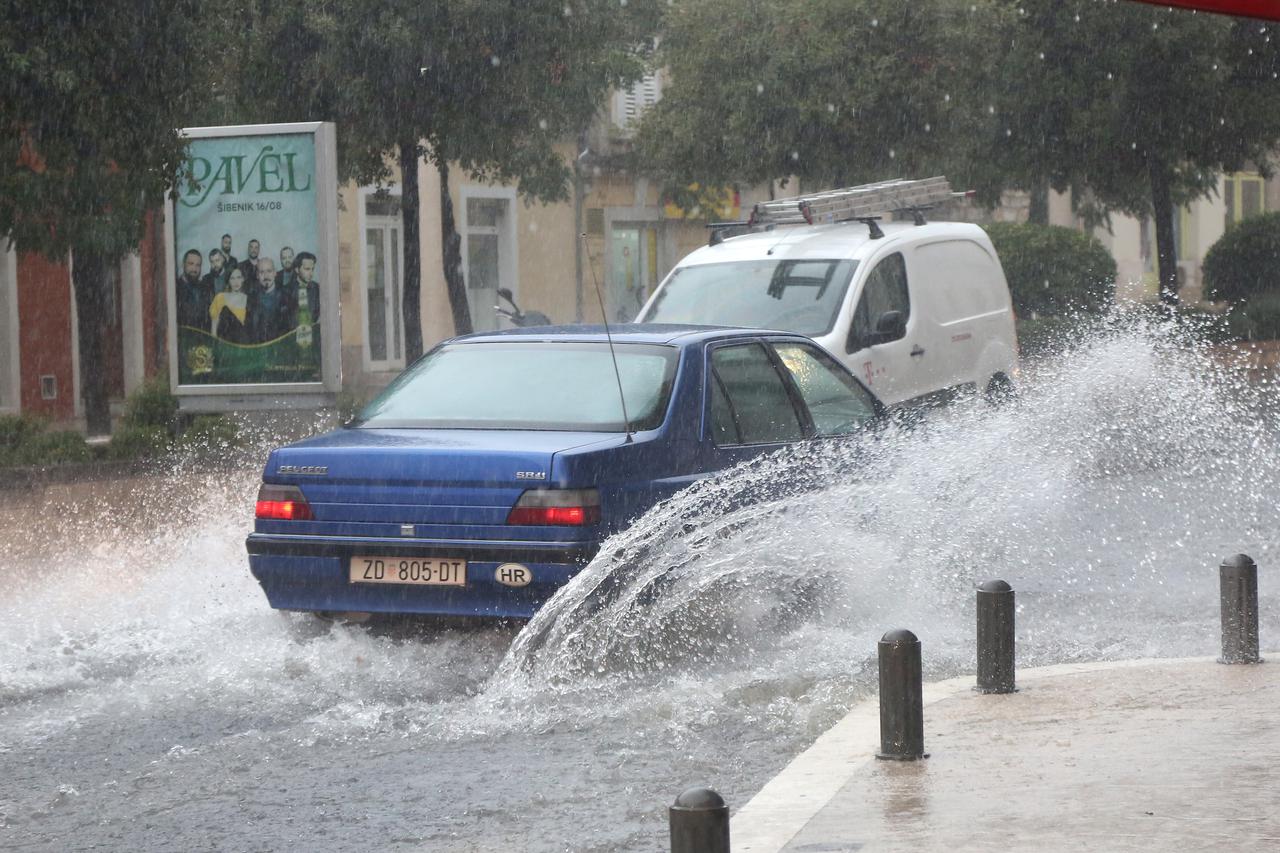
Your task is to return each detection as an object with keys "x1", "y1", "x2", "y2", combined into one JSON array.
[
  {"x1": 976, "y1": 580, "x2": 1016, "y2": 693},
  {"x1": 877, "y1": 629, "x2": 926, "y2": 760},
  {"x1": 669, "y1": 786, "x2": 729, "y2": 853},
  {"x1": 1219, "y1": 554, "x2": 1261, "y2": 664}
]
